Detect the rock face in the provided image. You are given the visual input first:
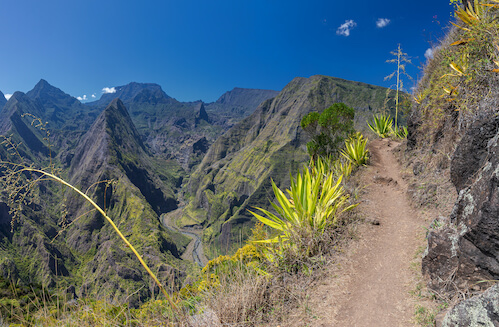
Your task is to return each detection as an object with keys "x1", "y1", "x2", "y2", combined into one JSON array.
[
  {"x1": 86, "y1": 82, "x2": 277, "y2": 166},
  {"x1": 26, "y1": 79, "x2": 100, "y2": 131},
  {"x1": 450, "y1": 116, "x2": 499, "y2": 192},
  {"x1": 439, "y1": 284, "x2": 499, "y2": 327},
  {"x1": 194, "y1": 102, "x2": 210, "y2": 126},
  {"x1": 422, "y1": 115, "x2": 499, "y2": 294}
]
